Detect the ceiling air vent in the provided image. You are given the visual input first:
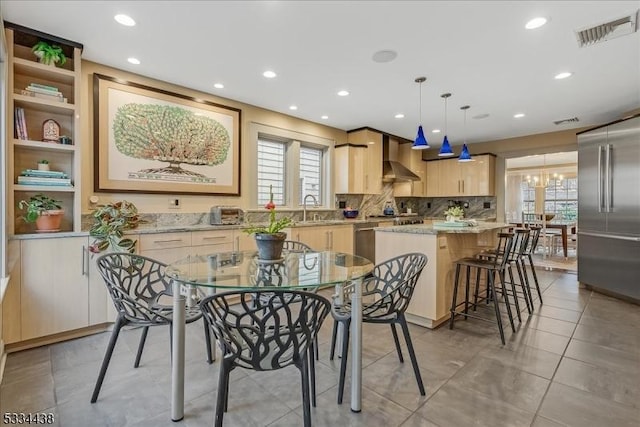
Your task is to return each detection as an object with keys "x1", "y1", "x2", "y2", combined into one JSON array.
[
  {"x1": 575, "y1": 10, "x2": 639, "y2": 47},
  {"x1": 553, "y1": 117, "x2": 580, "y2": 125}
]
